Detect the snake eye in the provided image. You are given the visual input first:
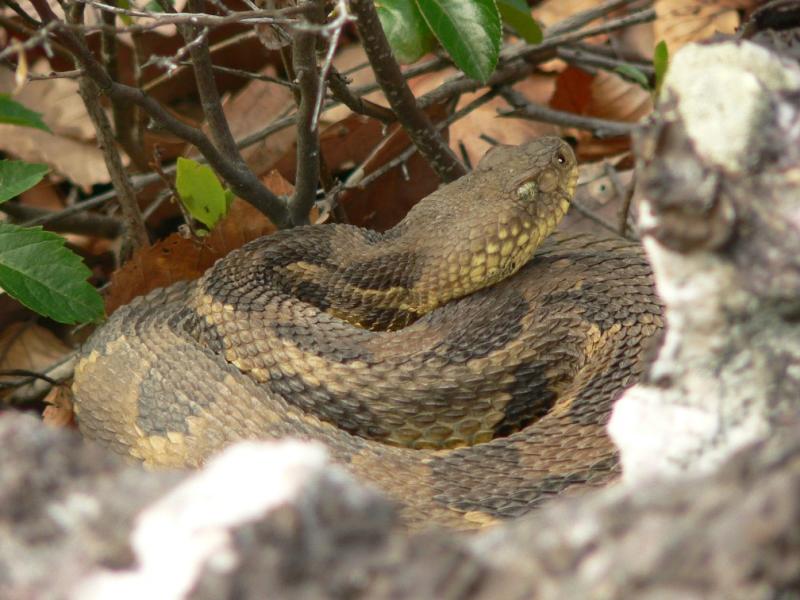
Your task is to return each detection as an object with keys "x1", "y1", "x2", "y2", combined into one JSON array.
[{"x1": 556, "y1": 151, "x2": 567, "y2": 166}]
